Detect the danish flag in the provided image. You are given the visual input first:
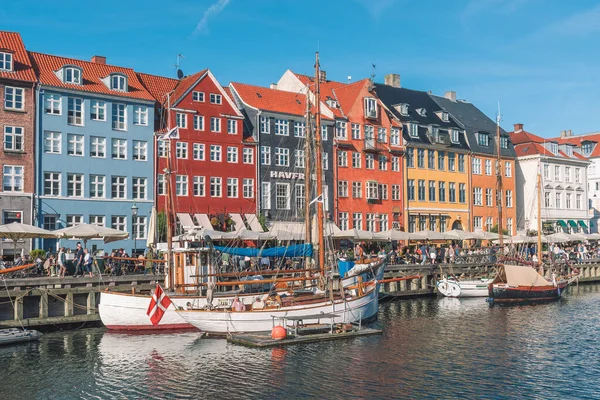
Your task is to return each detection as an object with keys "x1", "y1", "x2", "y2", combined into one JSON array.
[{"x1": 147, "y1": 285, "x2": 172, "y2": 326}]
